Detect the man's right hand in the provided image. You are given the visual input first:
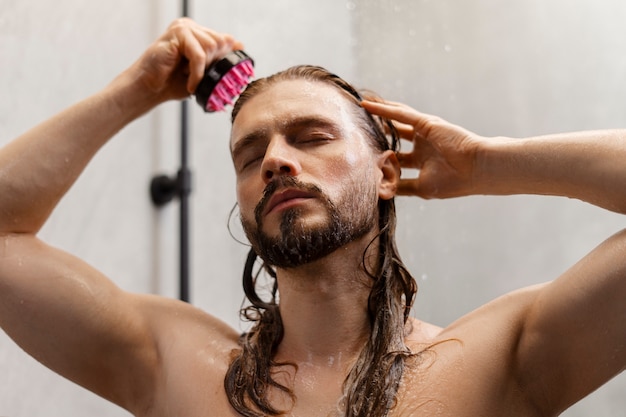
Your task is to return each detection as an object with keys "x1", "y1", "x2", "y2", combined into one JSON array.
[{"x1": 116, "y1": 17, "x2": 244, "y2": 106}]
